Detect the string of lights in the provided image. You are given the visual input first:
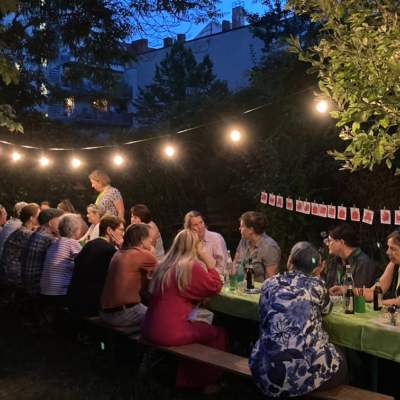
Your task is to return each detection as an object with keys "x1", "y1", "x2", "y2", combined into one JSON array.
[{"x1": 1, "y1": 85, "x2": 323, "y2": 167}]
